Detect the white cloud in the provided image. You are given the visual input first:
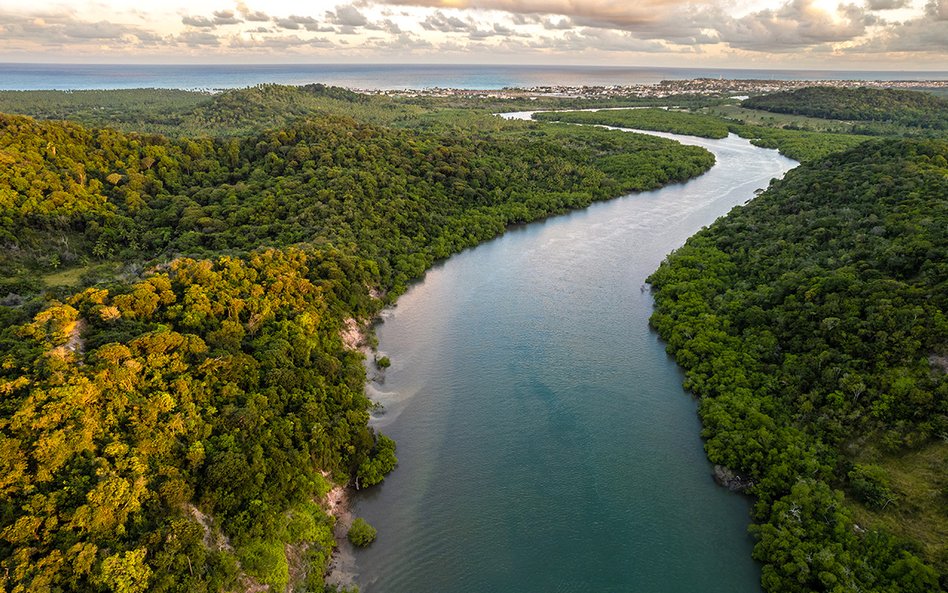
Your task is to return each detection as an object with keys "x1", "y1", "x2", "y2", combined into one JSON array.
[{"x1": 0, "y1": 1, "x2": 942, "y2": 66}]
